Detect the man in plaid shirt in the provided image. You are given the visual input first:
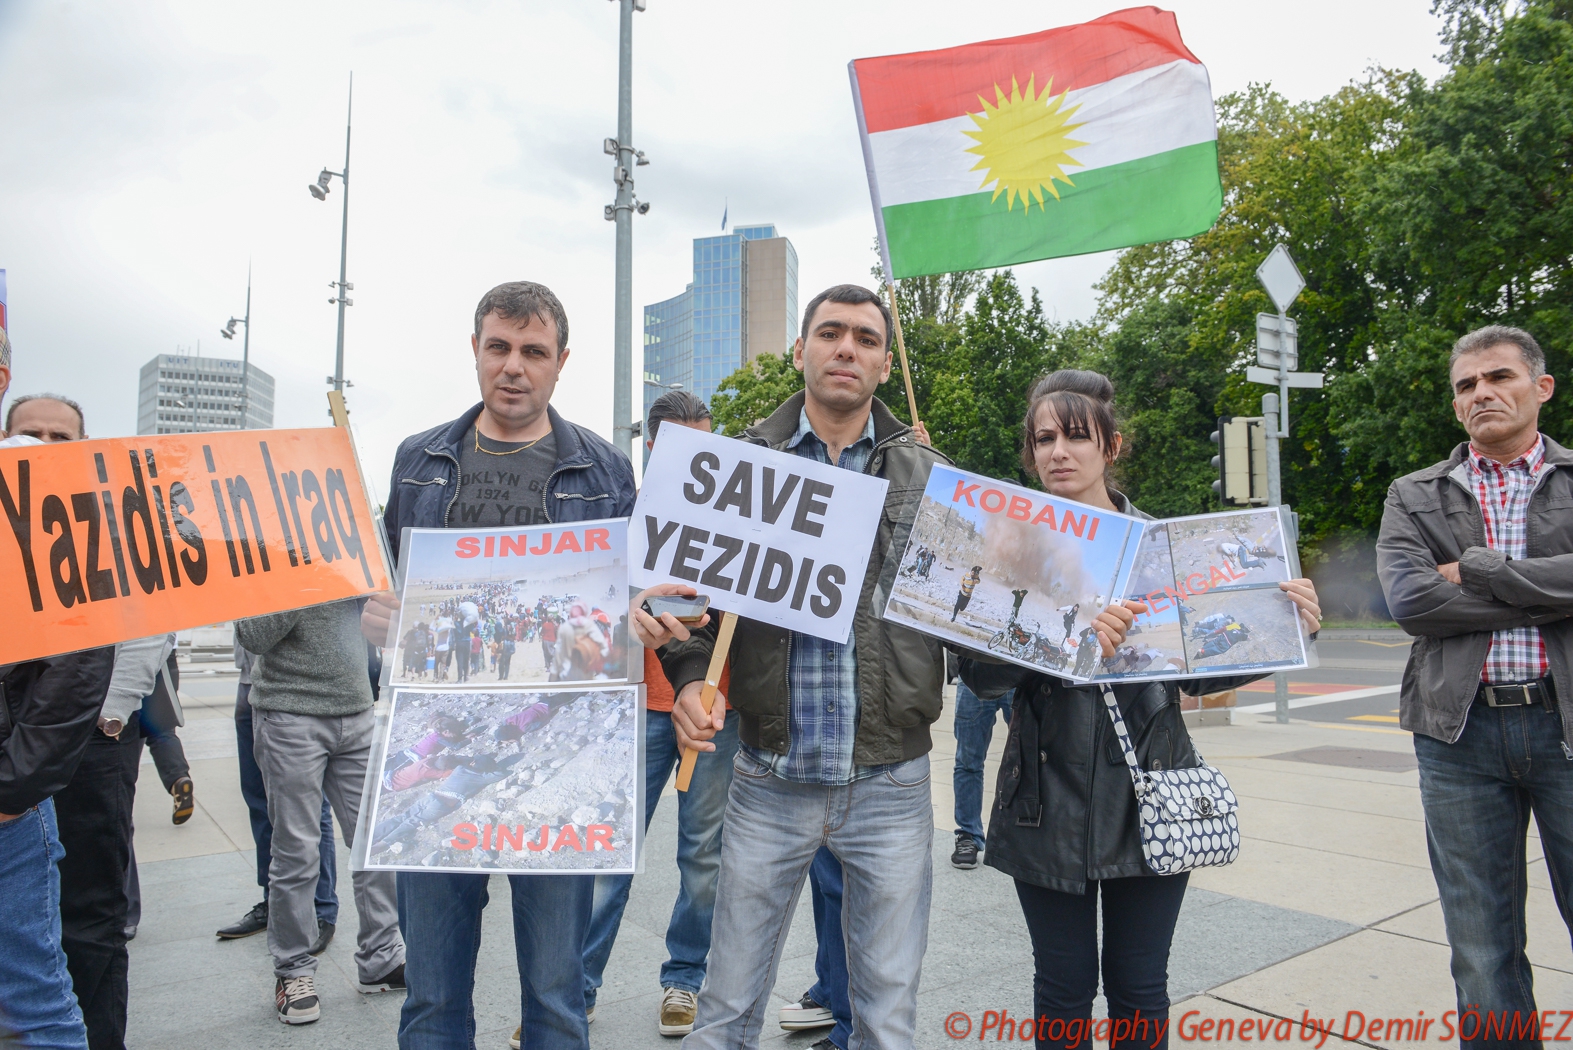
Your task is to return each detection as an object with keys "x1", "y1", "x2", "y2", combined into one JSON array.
[{"x1": 1378, "y1": 325, "x2": 1573, "y2": 1046}]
